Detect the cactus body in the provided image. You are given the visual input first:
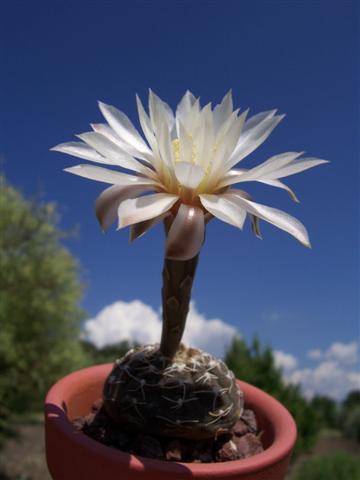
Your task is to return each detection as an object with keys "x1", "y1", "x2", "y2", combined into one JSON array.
[{"x1": 103, "y1": 344, "x2": 244, "y2": 440}]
